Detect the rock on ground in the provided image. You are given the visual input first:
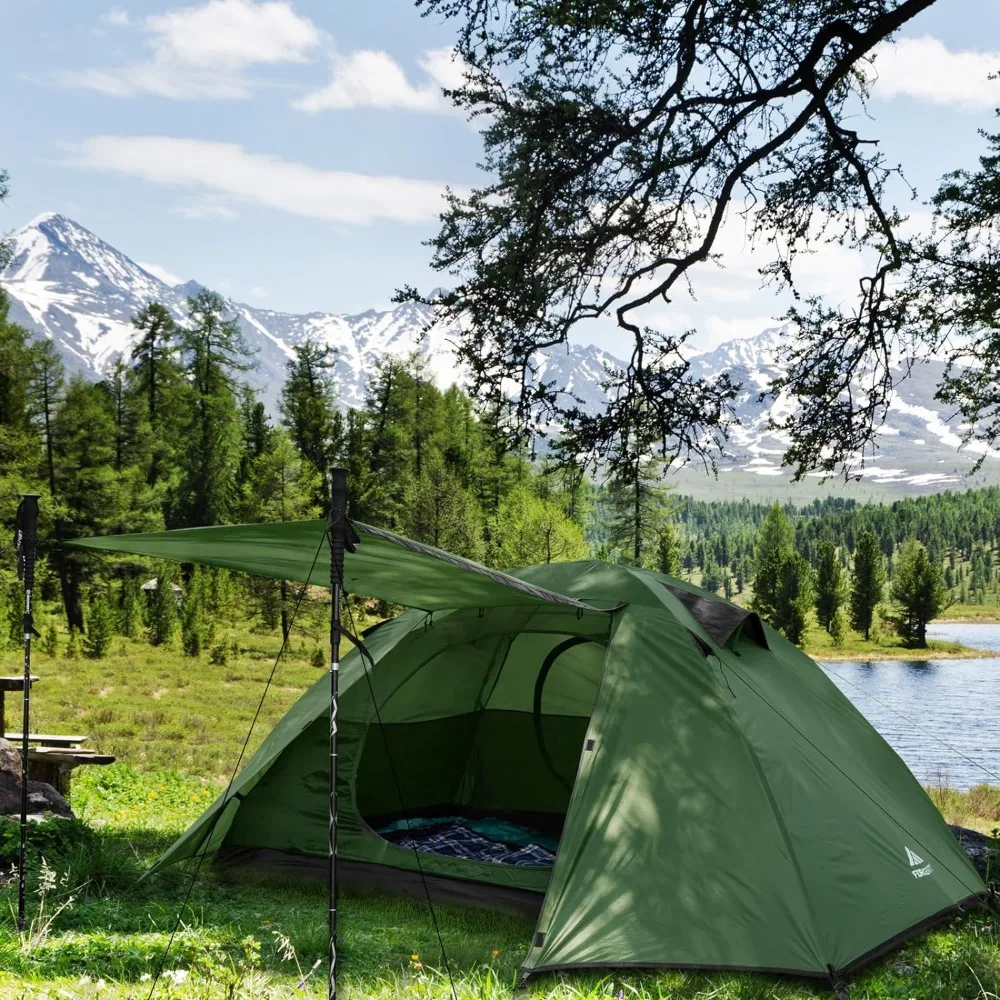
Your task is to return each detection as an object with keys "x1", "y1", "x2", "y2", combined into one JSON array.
[
  {"x1": 0, "y1": 737, "x2": 74, "y2": 818},
  {"x1": 950, "y1": 824, "x2": 998, "y2": 880}
]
